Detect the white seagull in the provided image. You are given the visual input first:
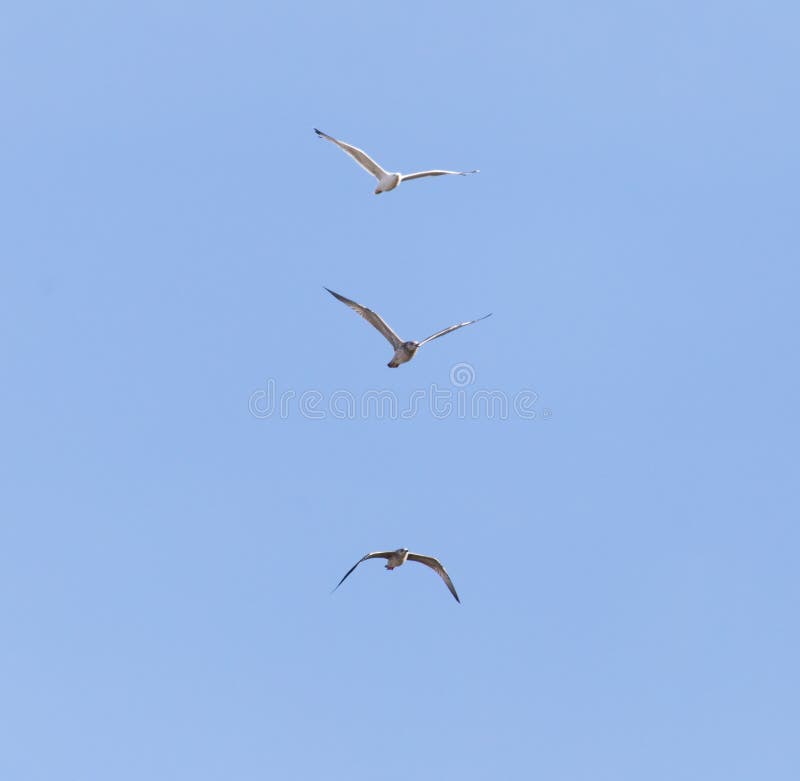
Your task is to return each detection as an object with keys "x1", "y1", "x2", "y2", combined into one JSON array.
[
  {"x1": 334, "y1": 549, "x2": 461, "y2": 603},
  {"x1": 314, "y1": 128, "x2": 478, "y2": 194},
  {"x1": 325, "y1": 287, "x2": 491, "y2": 368}
]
